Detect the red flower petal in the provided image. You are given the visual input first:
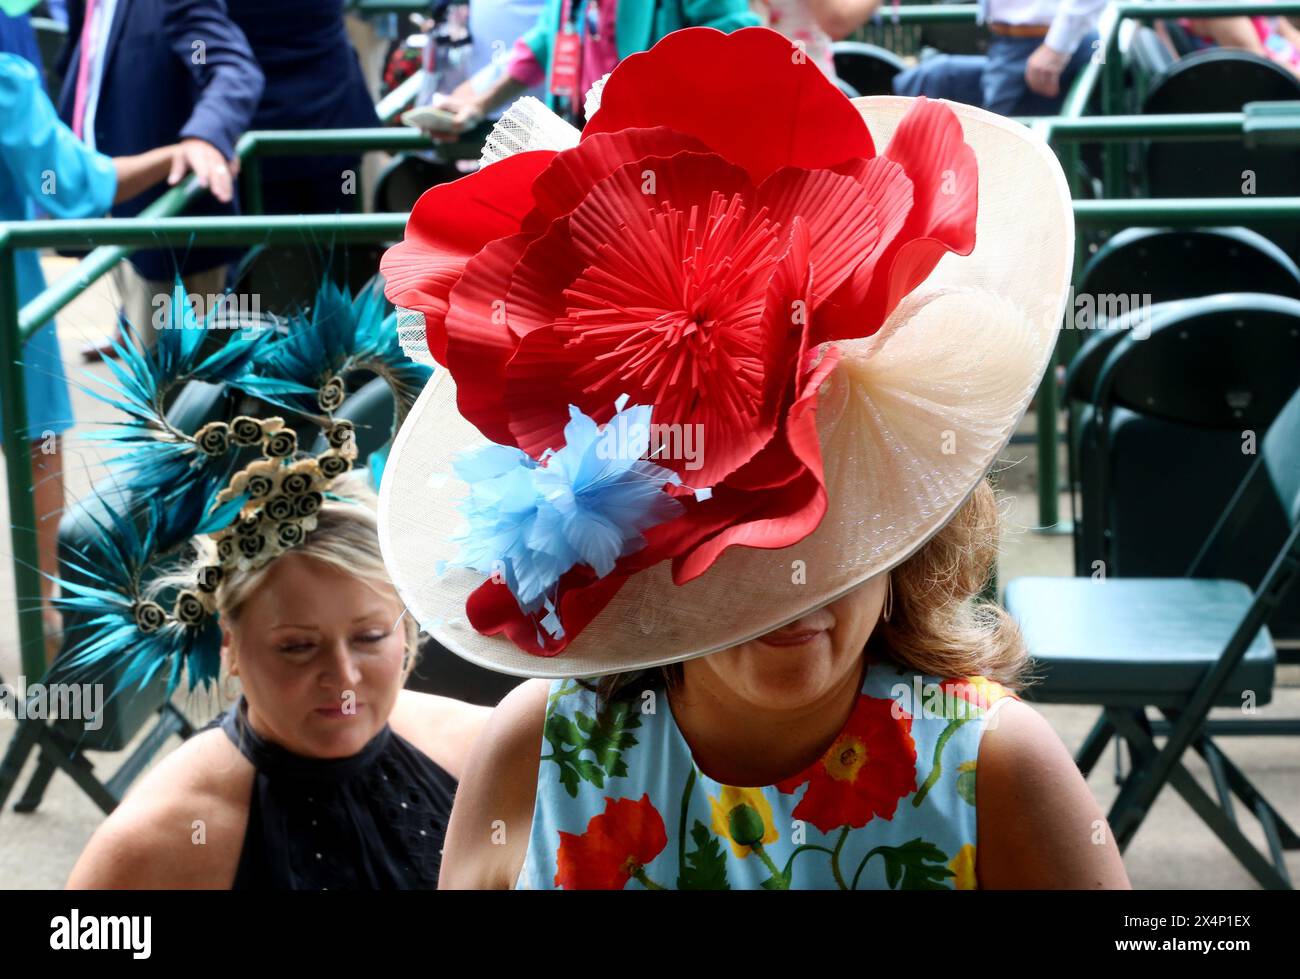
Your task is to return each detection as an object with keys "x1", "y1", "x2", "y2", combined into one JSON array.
[
  {"x1": 754, "y1": 165, "x2": 888, "y2": 301},
  {"x1": 776, "y1": 695, "x2": 917, "y2": 833},
  {"x1": 555, "y1": 795, "x2": 668, "y2": 889},
  {"x1": 524, "y1": 126, "x2": 710, "y2": 232},
  {"x1": 584, "y1": 27, "x2": 874, "y2": 185},
  {"x1": 464, "y1": 565, "x2": 630, "y2": 656},
  {"x1": 672, "y1": 344, "x2": 840, "y2": 583},
  {"x1": 380, "y1": 150, "x2": 553, "y2": 364},
  {"x1": 442, "y1": 233, "x2": 535, "y2": 447},
  {"x1": 503, "y1": 152, "x2": 790, "y2": 486},
  {"x1": 816, "y1": 98, "x2": 977, "y2": 343}
]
